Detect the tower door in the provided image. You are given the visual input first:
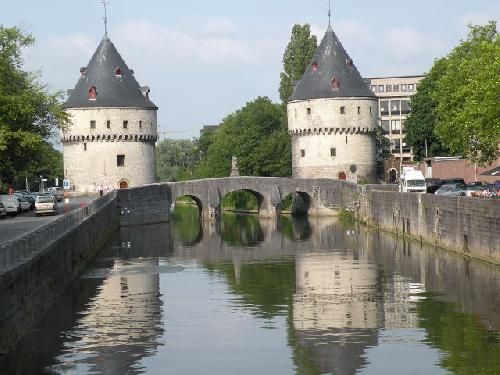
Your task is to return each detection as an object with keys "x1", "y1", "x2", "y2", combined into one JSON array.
[
  {"x1": 338, "y1": 171, "x2": 347, "y2": 180},
  {"x1": 119, "y1": 181, "x2": 129, "y2": 189}
]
